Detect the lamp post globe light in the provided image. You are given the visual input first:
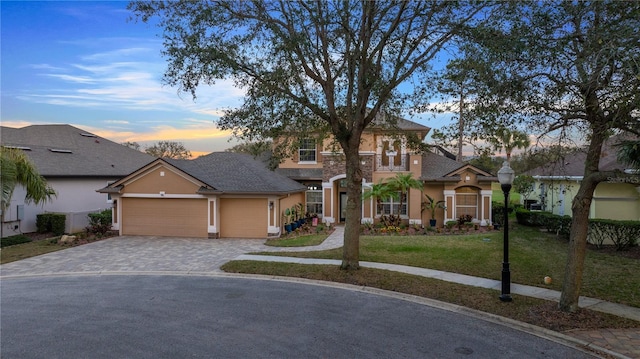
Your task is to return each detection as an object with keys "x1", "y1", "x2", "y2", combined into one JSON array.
[{"x1": 497, "y1": 161, "x2": 515, "y2": 302}]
